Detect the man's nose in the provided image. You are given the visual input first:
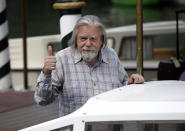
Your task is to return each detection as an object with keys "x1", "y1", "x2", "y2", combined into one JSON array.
[{"x1": 85, "y1": 39, "x2": 91, "y2": 46}]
